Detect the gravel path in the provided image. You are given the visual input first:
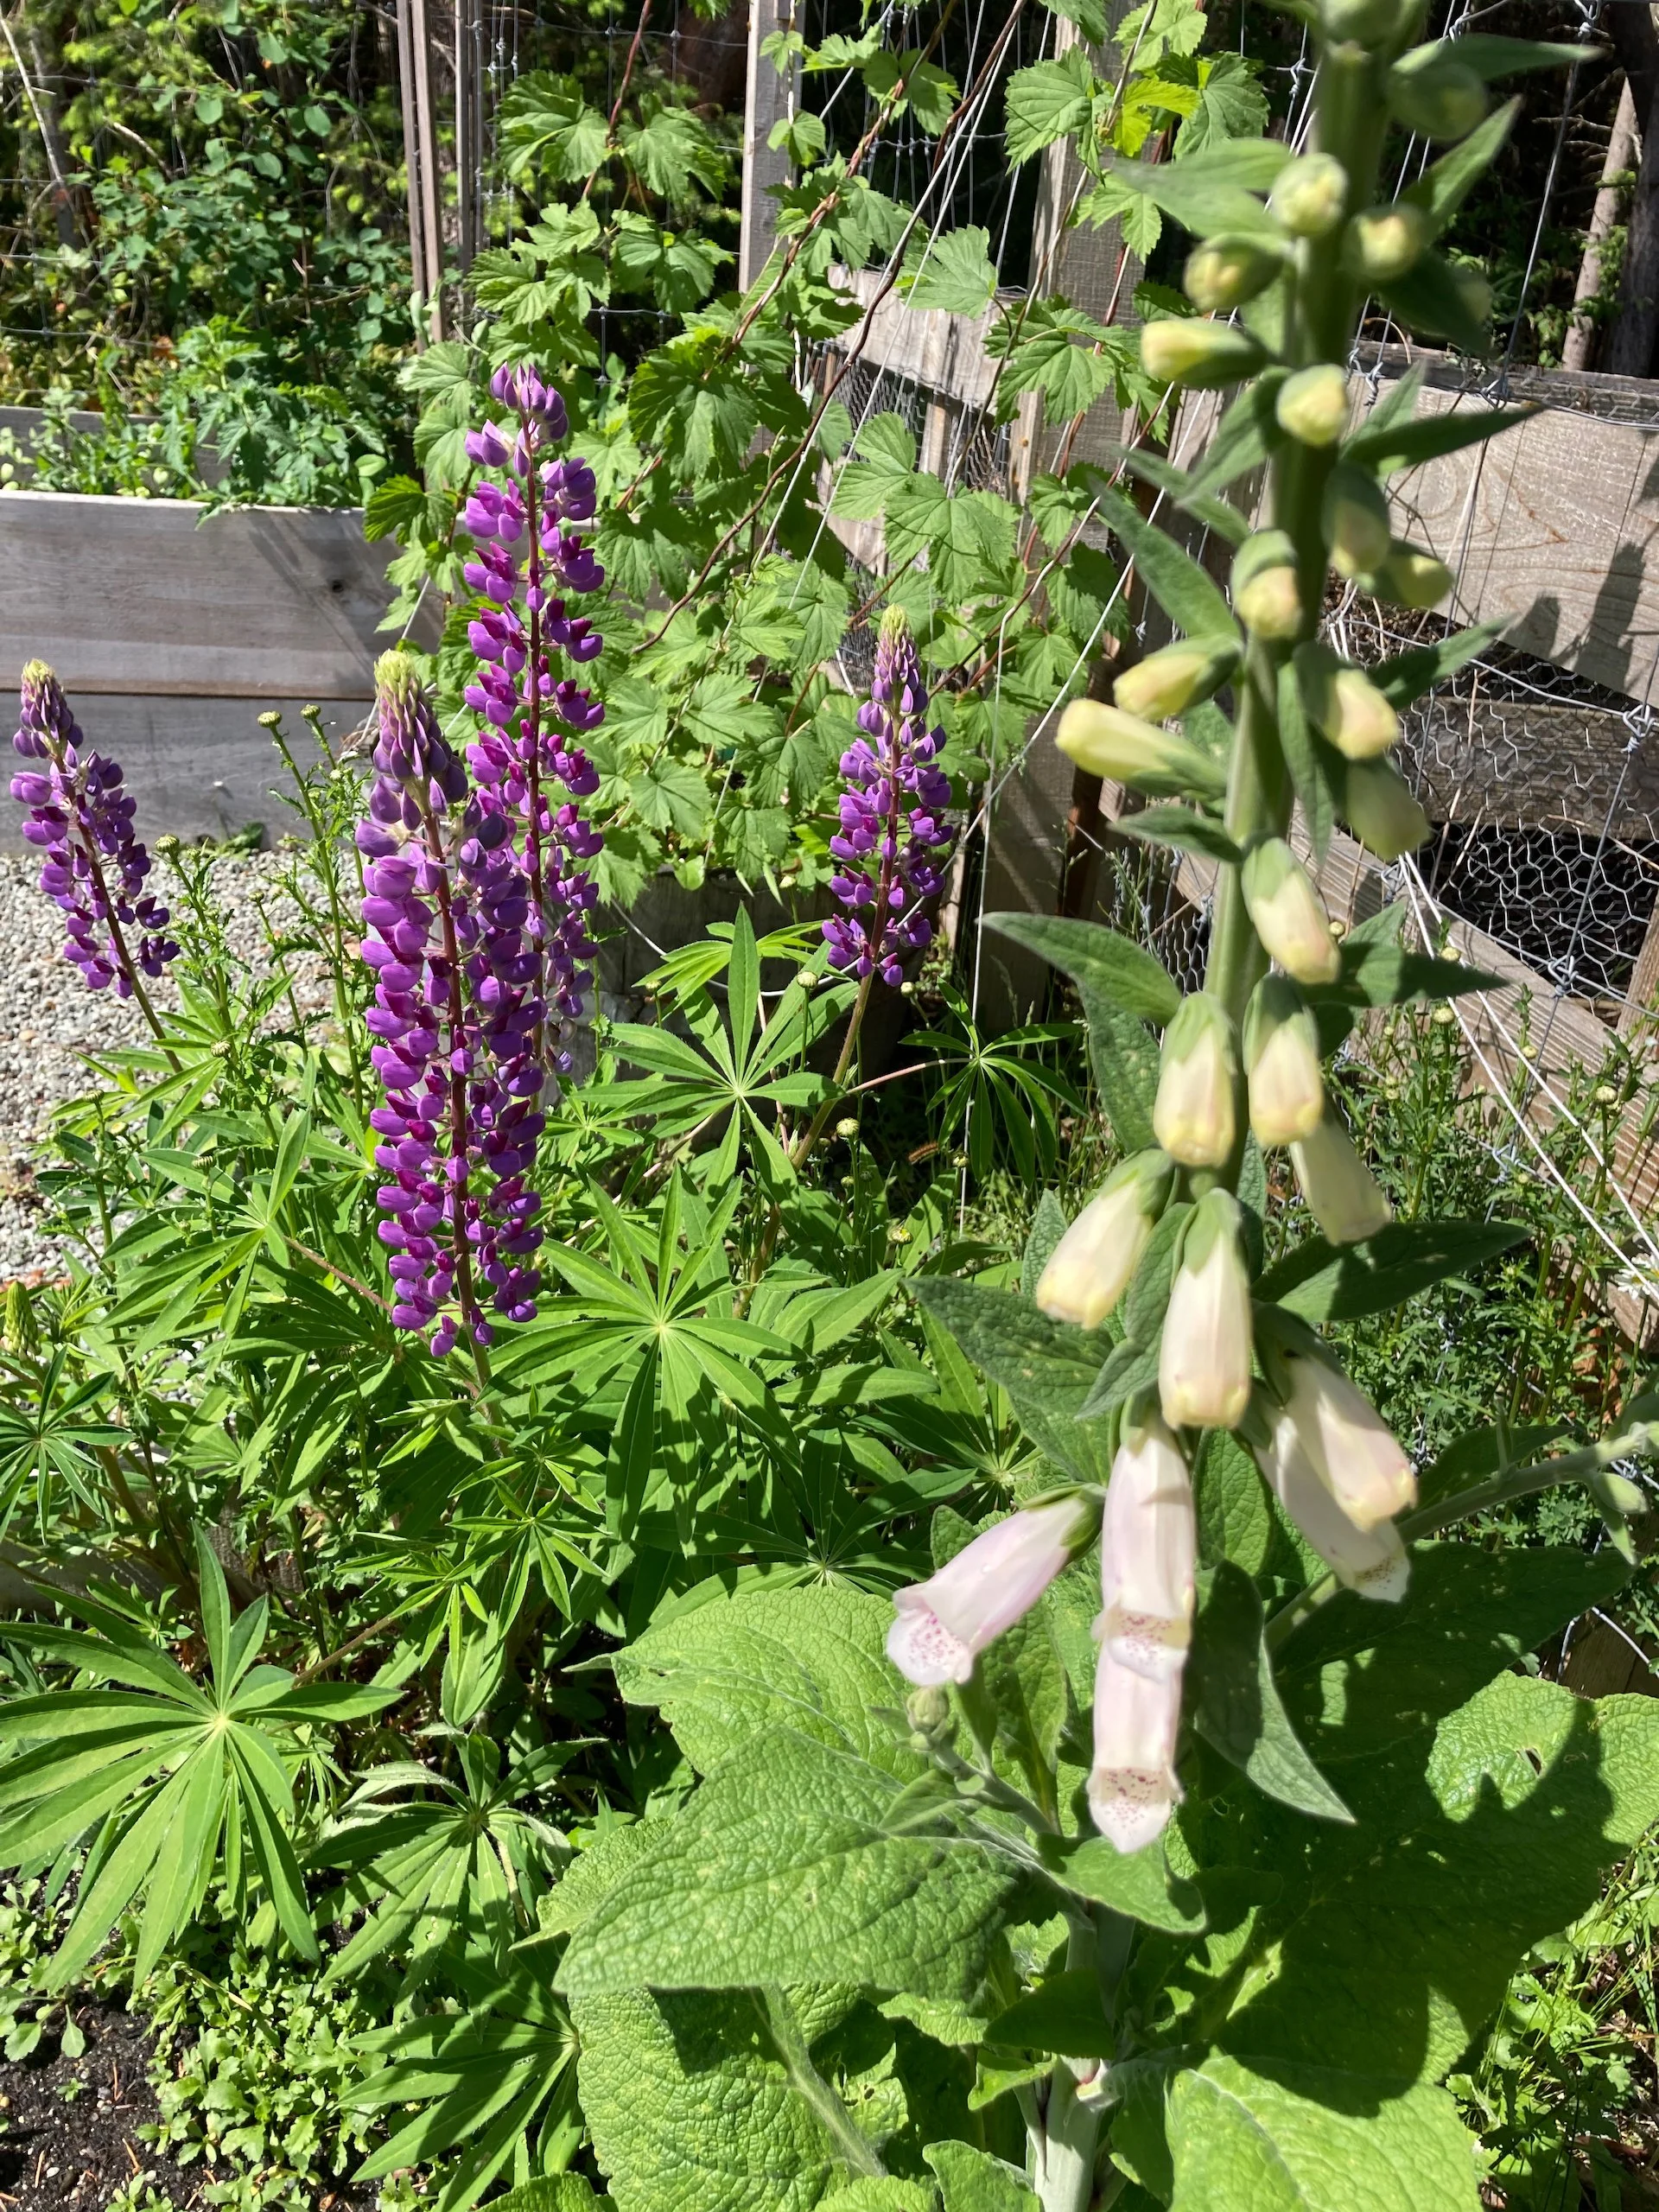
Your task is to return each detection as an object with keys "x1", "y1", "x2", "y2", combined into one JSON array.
[{"x1": 0, "y1": 853, "x2": 331, "y2": 1285}]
